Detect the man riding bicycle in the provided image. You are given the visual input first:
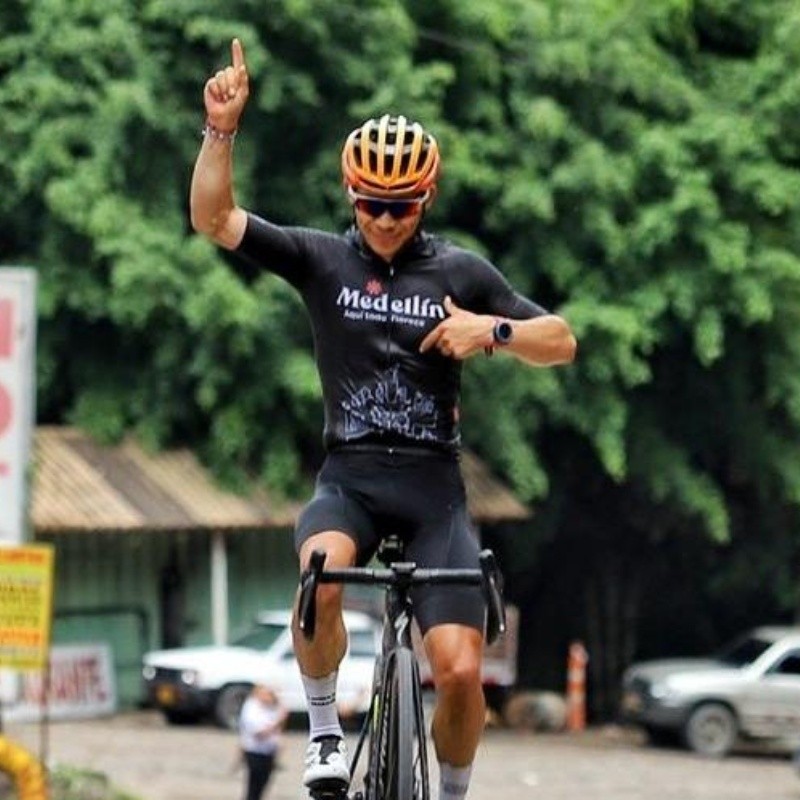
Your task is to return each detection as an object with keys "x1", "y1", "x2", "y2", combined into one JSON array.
[{"x1": 190, "y1": 39, "x2": 576, "y2": 800}]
